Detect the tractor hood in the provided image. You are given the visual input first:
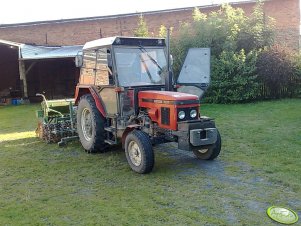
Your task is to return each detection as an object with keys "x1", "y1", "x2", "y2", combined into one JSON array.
[
  {"x1": 138, "y1": 90, "x2": 200, "y2": 130},
  {"x1": 138, "y1": 91, "x2": 199, "y2": 105}
]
